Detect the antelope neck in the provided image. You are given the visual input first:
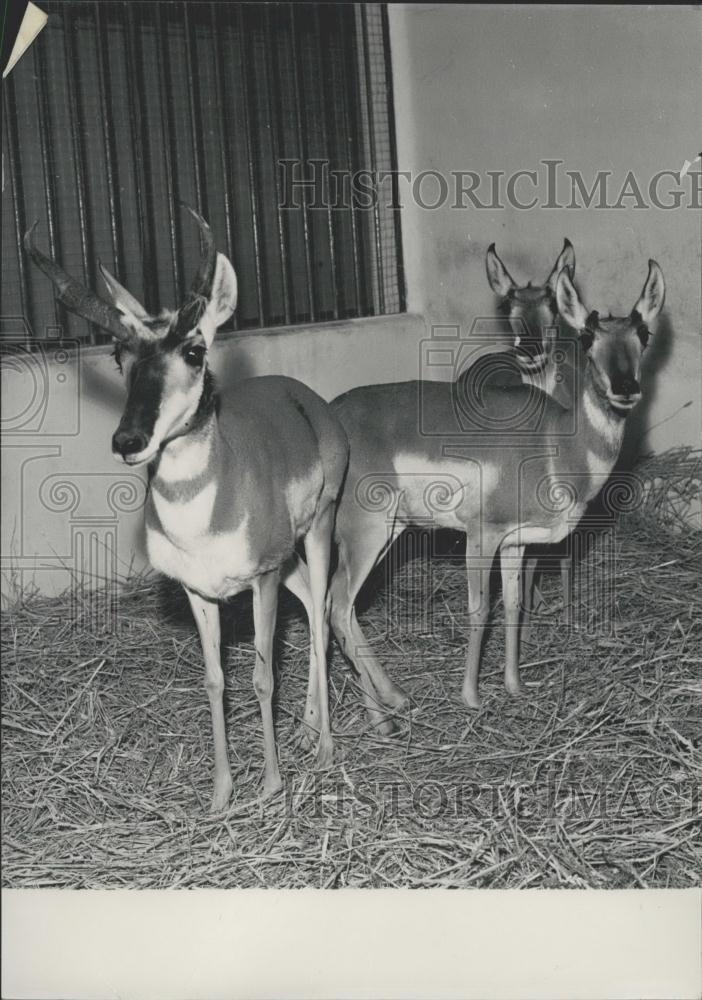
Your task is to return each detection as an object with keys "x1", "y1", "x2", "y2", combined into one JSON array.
[
  {"x1": 579, "y1": 365, "x2": 626, "y2": 458},
  {"x1": 151, "y1": 370, "x2": 220, "y2": 500}
]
